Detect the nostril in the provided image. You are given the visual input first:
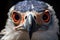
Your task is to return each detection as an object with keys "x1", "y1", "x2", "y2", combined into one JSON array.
[
  {"x1": 34, "y1": 16, "x2": 36, "y2": 19},
  {"x1": 25, "y1": 16, "x2": 27, "y2": 19}
]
